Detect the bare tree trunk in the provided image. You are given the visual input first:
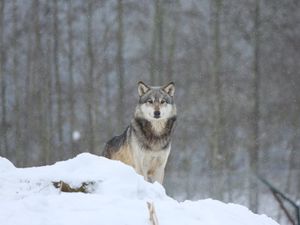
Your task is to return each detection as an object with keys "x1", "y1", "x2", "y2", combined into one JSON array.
[
  {"x1": 86, "y1": 0, "x2": 95, "y2": 154},
  {"x1": 32, "y1": 0, "x2": 47, "y2": 164},
  {"x1": 24, "y1": 16, "x2": 33, "y2": 166},
  {"x1": 150, "y1": 5, "x2": 157, "y2": 85},
  {"x1": 12, "y1": 0, "x2": 22, "y2": 165},
  {"x1": 0, "y1": 0, "x2": 8, "y2": 157},
  {"x1": 99, "y1": 14, "x2": 112, "y2": 139},
  {"x1": 166, "y1": 17, "x2": 178, "y2": 82},
  {"x1": 286, "y1": 115, "x2": 300, "y2": 197},
  {"x1": 45, "y1": 39, "x2": 53, "y2": 164},
  {"x1": 44, "y1": 0, "x2": 53, "y2": 165},
  {"x1": 249, "y1": 0, "x2": 261, "y2": 213},
  {"x1": 116, "y1": 0, "x2": 125, "y2": 130},
  {"x1": 53, "y1": 0, "x2": 64, "y2": 158},
  {"x1": 157, "y1": 0, "x2": 164, "y2": 82},
  {"x1": 104, "y1": 52, "x2": 113, "y2": 140},
  {"x1": 210, "y1": 0, "x2": 224, "y2": 201},
  {"x1": 150, "y1": 0, "x2": 164, "y2": 85},
  {"x1": 68, "y1": 0, "x2": 76, "y2": 156},
  {"x1": 225, "y1": 135, "x2": 233, "y2": 202}
]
